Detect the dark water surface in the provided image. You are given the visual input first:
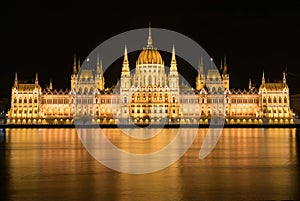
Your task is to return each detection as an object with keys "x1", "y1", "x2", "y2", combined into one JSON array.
[{"x1": 0, "y1": 128, "x2": 299, "y2": 201}]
